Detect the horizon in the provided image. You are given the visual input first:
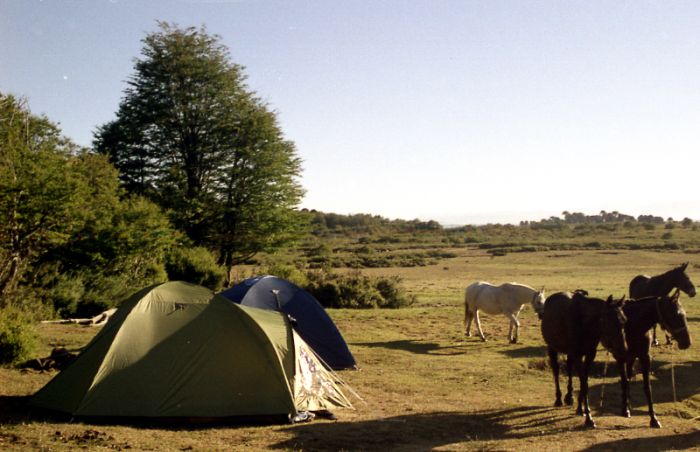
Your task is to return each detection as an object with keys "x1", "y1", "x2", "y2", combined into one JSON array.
[
  {"x1": 2, "y1": 1, "x2": 699, "y2": 225},
  {"x1": 307, "y1": 207, "x2": 696, "y2": 227}
]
